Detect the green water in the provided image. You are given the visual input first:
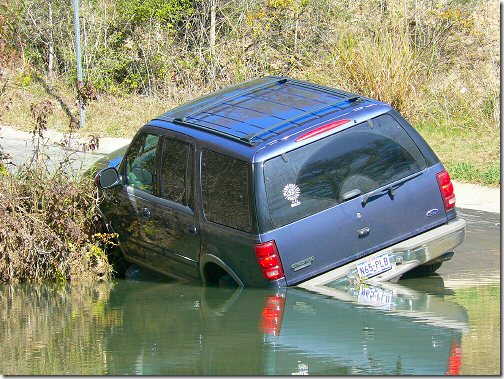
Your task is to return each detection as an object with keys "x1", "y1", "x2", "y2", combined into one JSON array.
[{"x1": 0, "y1": 275, "x2": 499, "y2": 375}]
